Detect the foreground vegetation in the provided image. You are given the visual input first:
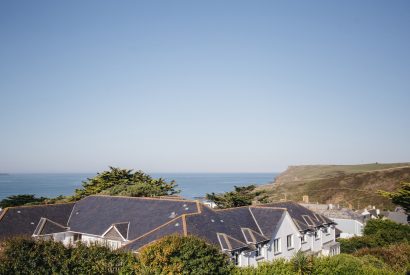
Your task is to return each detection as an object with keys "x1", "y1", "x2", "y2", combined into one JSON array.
[
  {"x1": 1, "y1": 219, "x2": 409, "y2": 275},
  {"x1": 339, "y1": 219, "x2": 410, "y2": 253}
]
